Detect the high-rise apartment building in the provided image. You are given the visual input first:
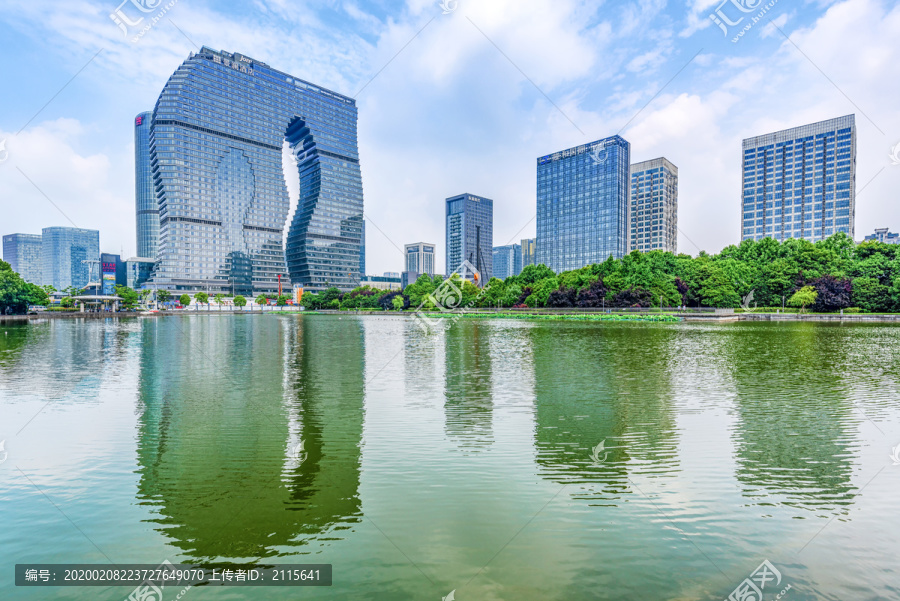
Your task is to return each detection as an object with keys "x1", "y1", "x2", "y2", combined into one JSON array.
[
  {"x1": 41, "y1": 227, "x2": 100, "y2": 290},
  {"x1": 146, "y1": 47, "x2": 364, "y2": 294},
  {"x1": 741, "y1": 115, "x2": 856, "y2": 243},
  {"x1": 405, "y1": 242, "x2": 435, "y2": 276},
  {"x1": 134, "y1": 111, "x2": 158, "y2": 260},
  {"x1": 2, "y1": 233, "x2": 43, "y2": 284},
  {"x1": 446, "y1": 194, "x2": 493, "y2": 282},
  {"x1": 492, "y1": 244, "x2": 521, "y2": 280},
  {"x1": 630, "y1": 158, "x2": 678, "y2": 253},
  {"x1": 864, "y1": 228, "x2": 900, "y2": 244},
  {"x1": 536, "y1": 136, "x2": 630, "y2": 272},
  {"x1": 520, "y1": 238, "x2": 536, "y2": 269}
]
